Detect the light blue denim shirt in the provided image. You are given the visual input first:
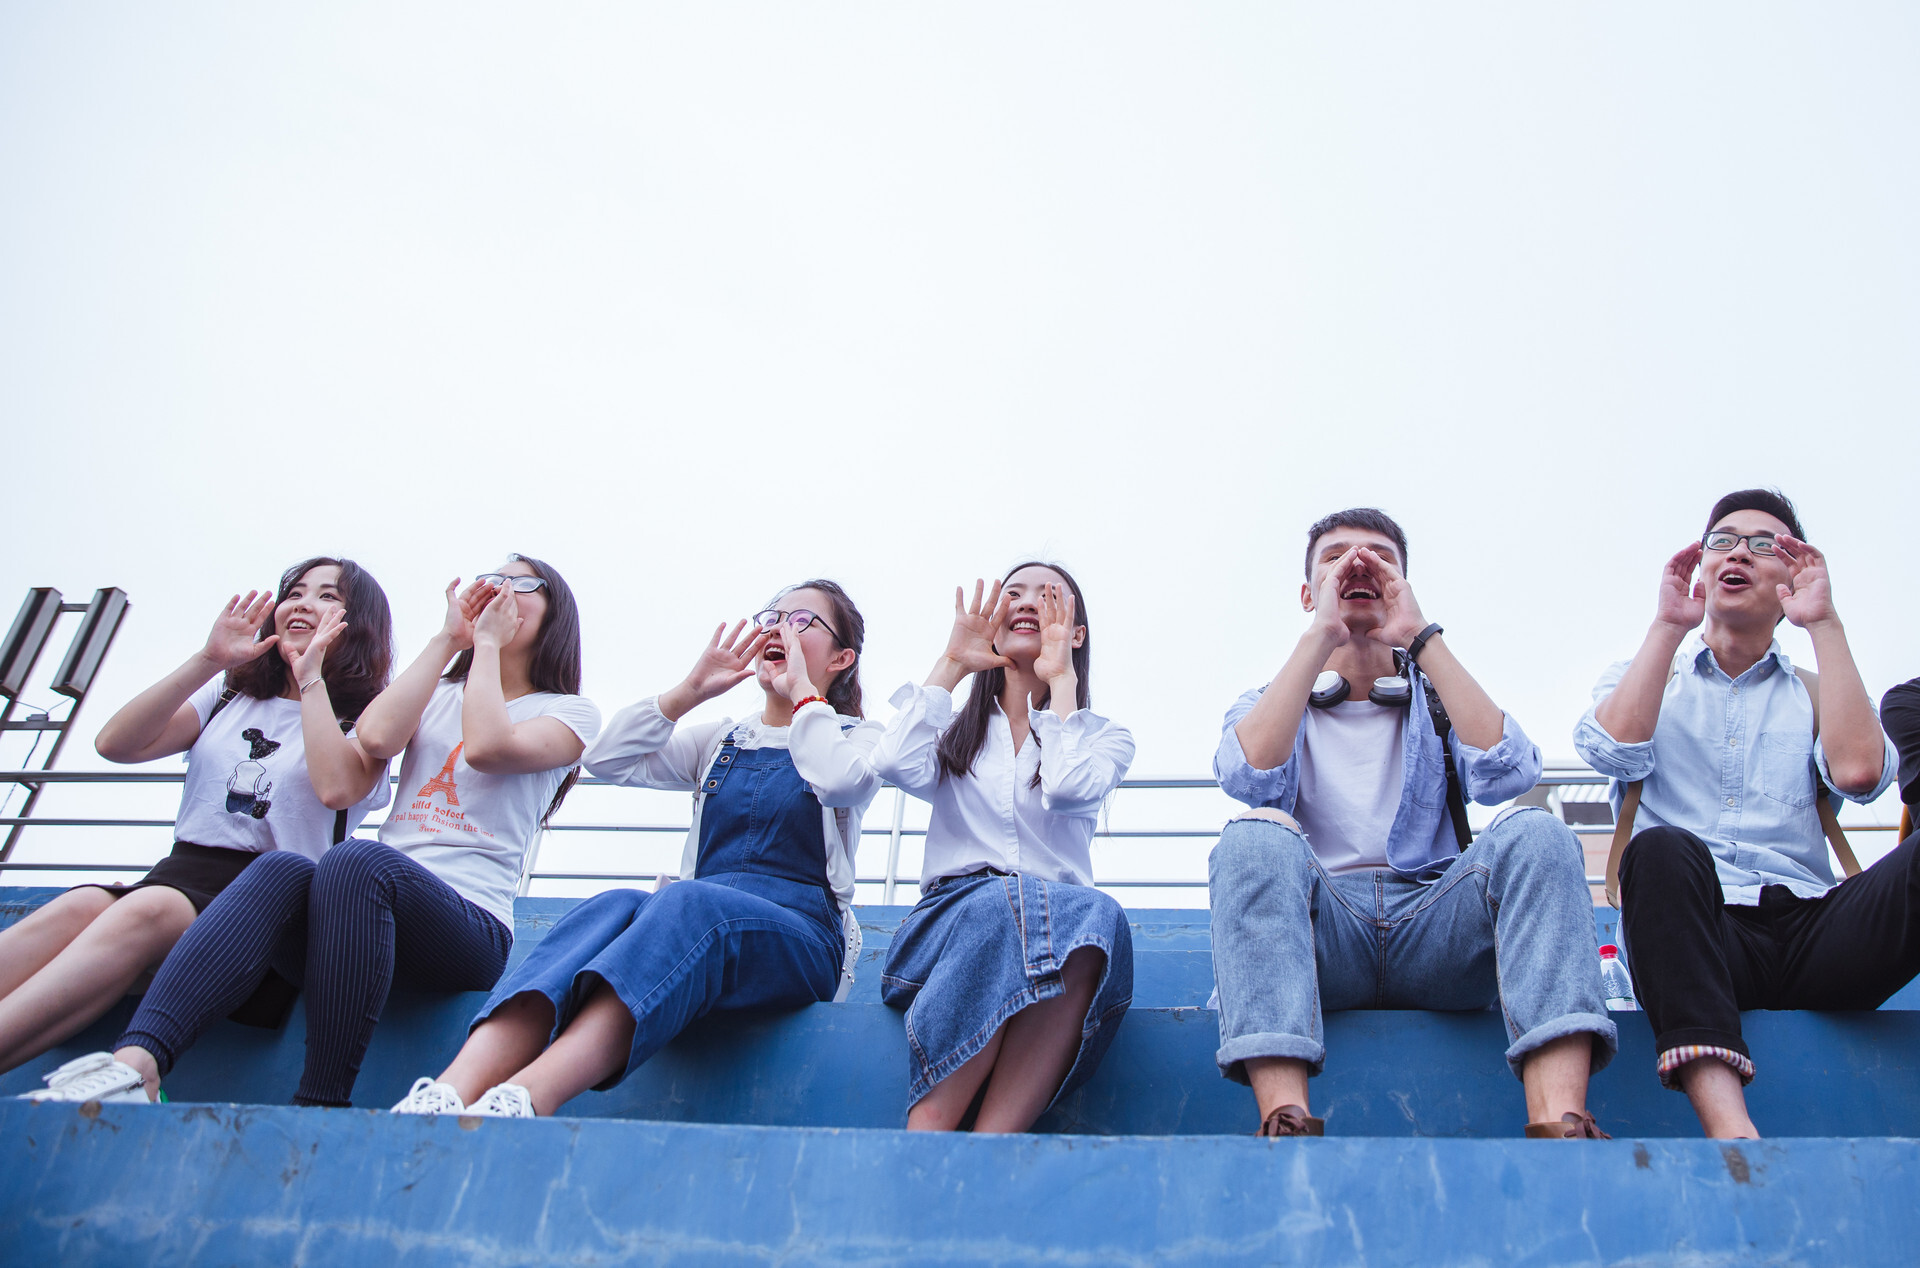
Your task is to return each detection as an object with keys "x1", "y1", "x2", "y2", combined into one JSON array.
[
  {"x1": 1212, "y1": 668, "x2": 1543, "y2": 875},
  {"x1": 1572, "y1": 638, "x2": 1897, "y2": 904}
]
